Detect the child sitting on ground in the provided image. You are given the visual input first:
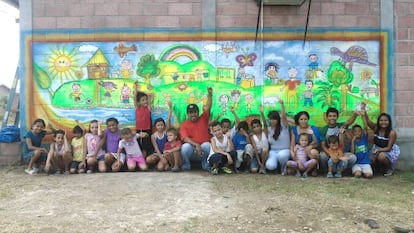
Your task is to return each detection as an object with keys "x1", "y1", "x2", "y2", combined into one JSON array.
[
  {"x1": 45, "y1": 129, "x2": 72, "y2": 174},
  {"x1": 208, "y1": 122, "x2": 237, "y2": 175},
  {"x1": 70, "y1": 123, "x2": 86, "y2": 174},
  {"x1": 163, "y1": 127, "x2": 182, "y2": 172},
  {"x1": 118, "y1": 127, "x2": 148, "y2": 172},
  {"x1": 250, "y1": 105, "x2": 269, "y2": 174},
  {"x1": 286, "y1": 133, "x2": 317, "y2": 178},
  {"x1": 326, "y1": 132, "x2": 348, "y2": 178},
  {"x1": 232, "y1": 121, "x2": 254, "y2": 172},
  {"x1": 24, "y1": 118, "x2": 56, "y2": 175},
  {"x1": 350, "y1": 124, "x2": 373, "y2": 178}
]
